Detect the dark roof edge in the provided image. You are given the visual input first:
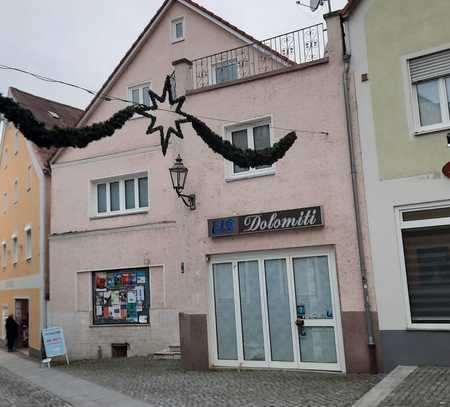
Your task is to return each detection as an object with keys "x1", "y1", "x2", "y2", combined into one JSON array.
[
  {"x1": 340, "y1": 0, "x2": 364, "y2": 19},
  {"x1": 77, "y1": 0, "x2": 265, "y2": 127},
  {"x1": 9, "y1": 87, "x2": 83, "y2": 112}
]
